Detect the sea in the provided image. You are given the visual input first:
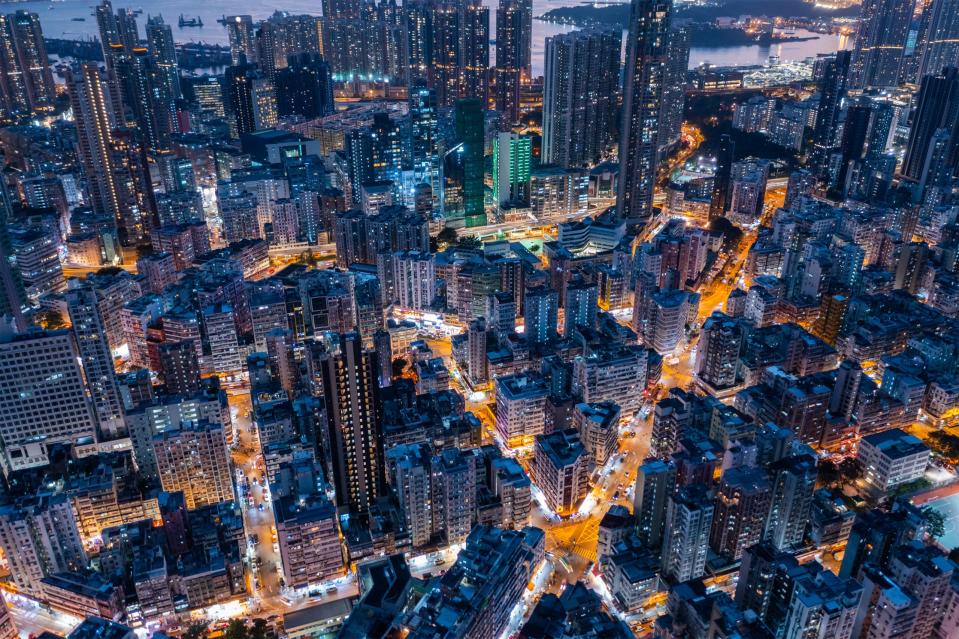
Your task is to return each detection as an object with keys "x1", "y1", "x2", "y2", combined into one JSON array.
[{"x1": 17, "y1": 0, "x2": 847, "y2": 76}]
